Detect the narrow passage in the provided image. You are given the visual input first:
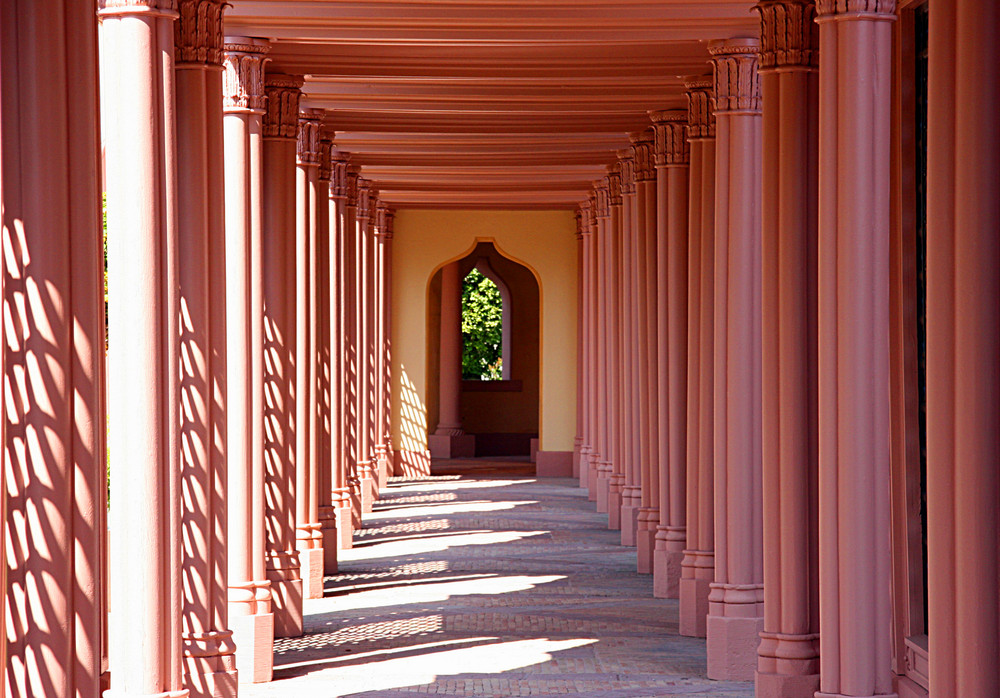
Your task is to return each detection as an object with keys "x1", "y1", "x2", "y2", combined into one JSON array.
[{"x1": 245, "y1": 461, "x2": 754, "y2": 697}]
